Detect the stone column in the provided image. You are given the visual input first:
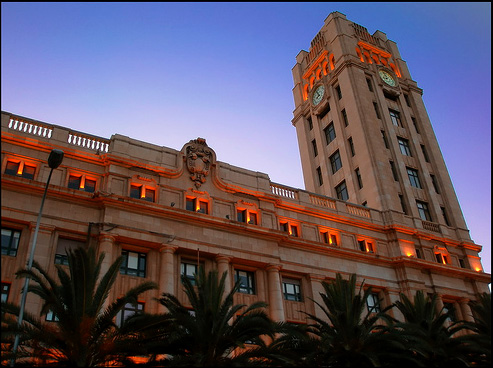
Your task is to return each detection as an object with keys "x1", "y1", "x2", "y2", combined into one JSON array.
[
  {"x1": 98, "y1": 234, "x2": 115, "y2": 311},
  {"x1": 158, "y1": 245, "x2": 177, "y2": 313},
  {"x1": 309, "y1": 274, "x2": 327, "y2": 321},
  {"x1": 459, "y1": 298, "x2": 474, "y2": 323},
  {"x1": 216, "y1": 255, "x2": 232, "y2": 293},
  {"x1": 266, "y1": 264, "x2": 285, "y2": 322}
]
